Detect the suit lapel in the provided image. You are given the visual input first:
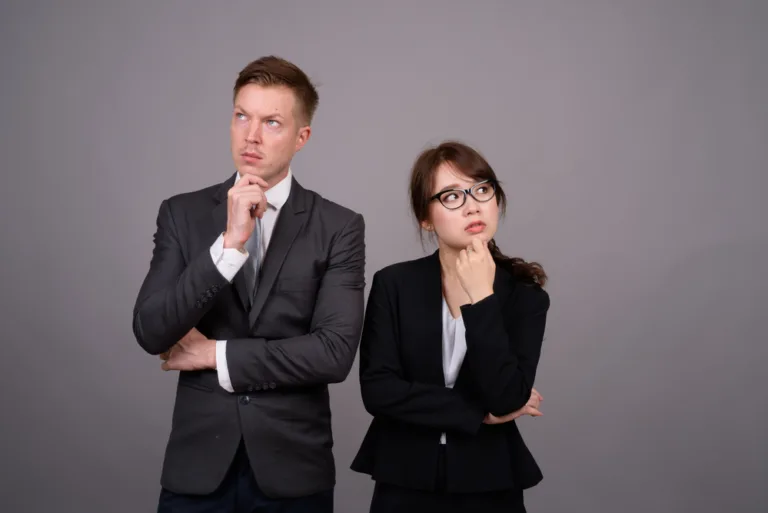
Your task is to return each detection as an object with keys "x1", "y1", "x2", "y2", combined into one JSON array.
[
  {"x1": 247, "y1": 177, "x2": 309, "y2": 329},
  {"x1": 419, "y1": 251, "x2": 448, "y2": 386},
  {"x1": 211, "y1": 172, "x2": 251, "y2": 311}
]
